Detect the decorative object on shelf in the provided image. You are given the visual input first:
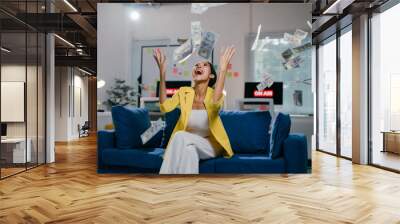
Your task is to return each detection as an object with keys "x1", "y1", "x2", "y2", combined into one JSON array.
[{"x1": 103, "y1": 78, "x2": 139, "y2": 110}]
